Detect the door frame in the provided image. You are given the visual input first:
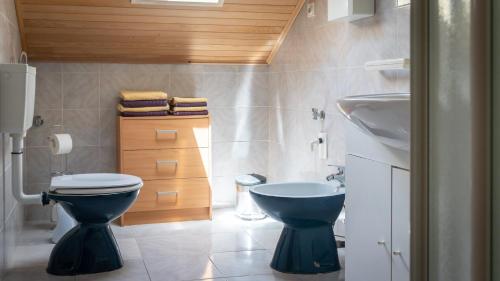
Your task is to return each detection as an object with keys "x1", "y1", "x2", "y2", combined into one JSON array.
[{"x1": 411, "y1": 0, "x2": 492, "y2": 280}]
